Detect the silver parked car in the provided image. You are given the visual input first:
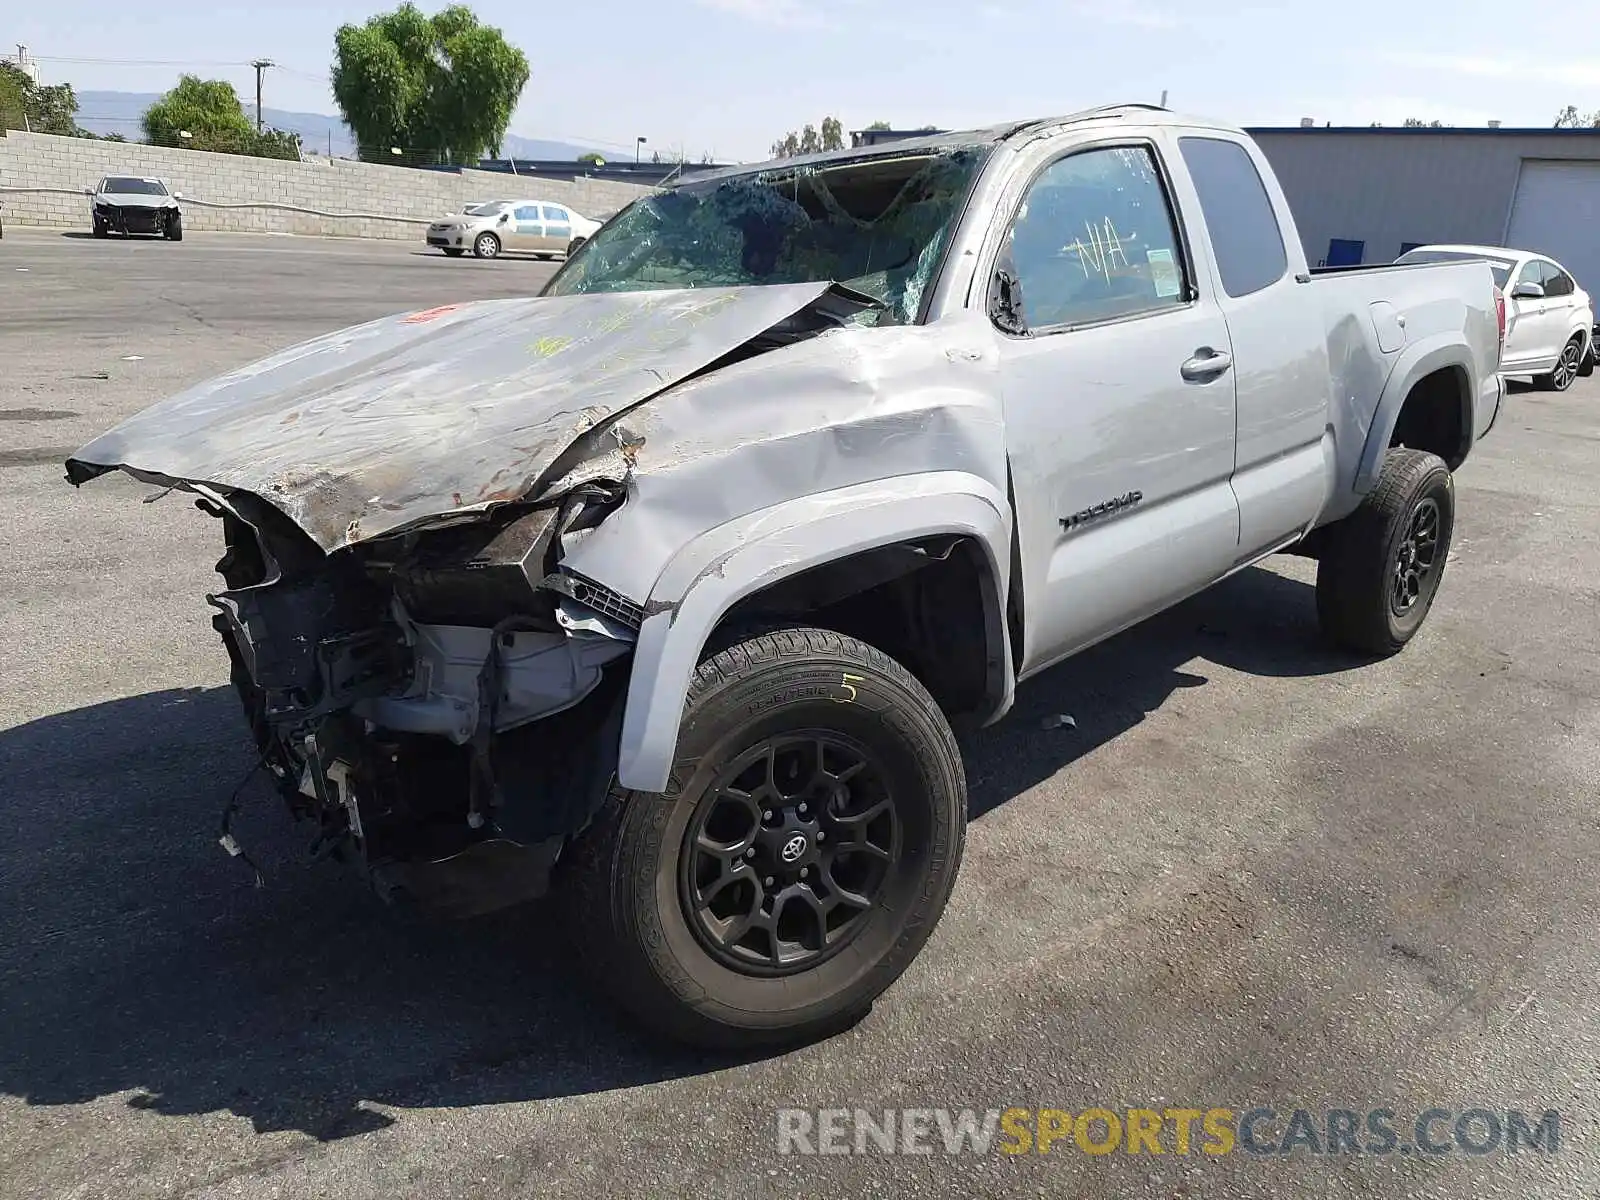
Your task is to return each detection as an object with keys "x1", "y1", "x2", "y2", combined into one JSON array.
[{"x1": 425, "y1": 198, "x2": 601, "y2": 259}]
